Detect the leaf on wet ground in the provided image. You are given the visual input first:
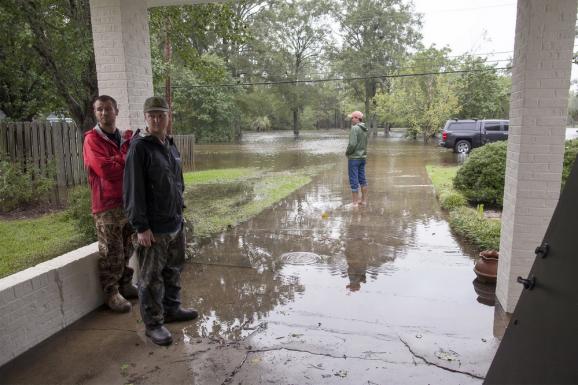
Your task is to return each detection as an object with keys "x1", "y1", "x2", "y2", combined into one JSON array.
[
  {"x1": 334, "y1": 370, "x2": 348, "y2": 378},
  {"x1": 434, "y1": 349, "x2": 460, "y2": 361},
  {"x1": 120, "y1": 363, "x2": 129, "y2": 376}
]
